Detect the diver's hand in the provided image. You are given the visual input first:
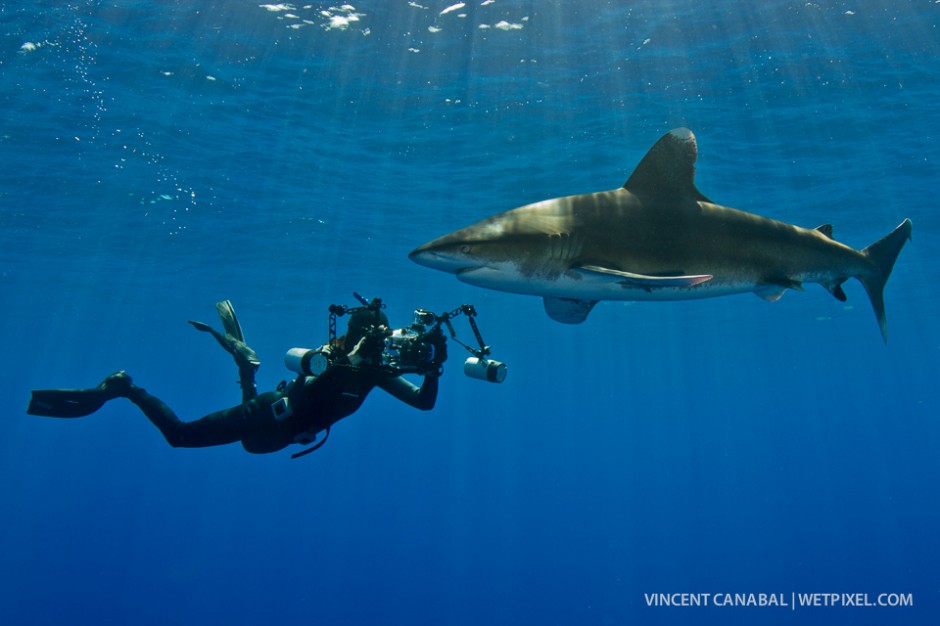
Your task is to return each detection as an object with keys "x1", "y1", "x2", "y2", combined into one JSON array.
[
  {"x1": 424, "y1": 332, "x2": 448, "y2": 377},
  {"x1": 348, "y1": 326, "x2": 388, "y2": 366},
  {"x1": 431, "y1": 333, "x2": 448, "y2": 365}
]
